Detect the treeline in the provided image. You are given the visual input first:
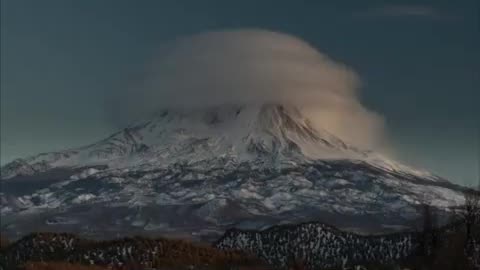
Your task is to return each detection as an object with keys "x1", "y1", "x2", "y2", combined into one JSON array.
[
  {"x1": 0, "y1": 226, "x2": 479, "y2": 270},
  {"x1": 19, "y1": 262, "x2": 271, "y2": 270},
  {"x1": 0, "y1": 233, "x2": 268, "y2": 270}
]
